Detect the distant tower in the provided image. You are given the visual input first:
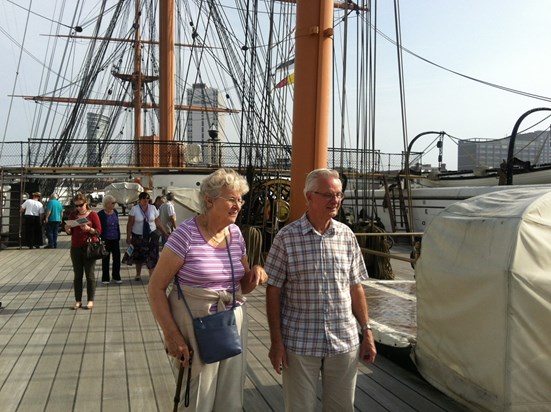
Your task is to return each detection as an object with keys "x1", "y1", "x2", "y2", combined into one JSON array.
[
  {"x1": 186, "y1": 83, "x2": 224, "y2": 145},
  {"x1": 86, "y1": 113, "x2": 110, "y2": 166}
]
